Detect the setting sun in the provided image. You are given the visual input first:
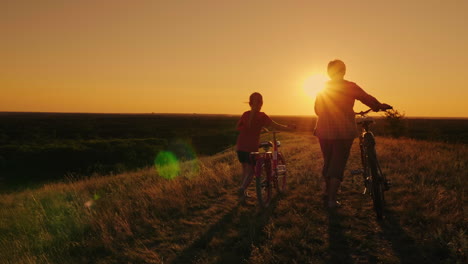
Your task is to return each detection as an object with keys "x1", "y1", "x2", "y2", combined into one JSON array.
[{"x1": 303, "y1": 74, "x2": 328, "y2": 98}]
